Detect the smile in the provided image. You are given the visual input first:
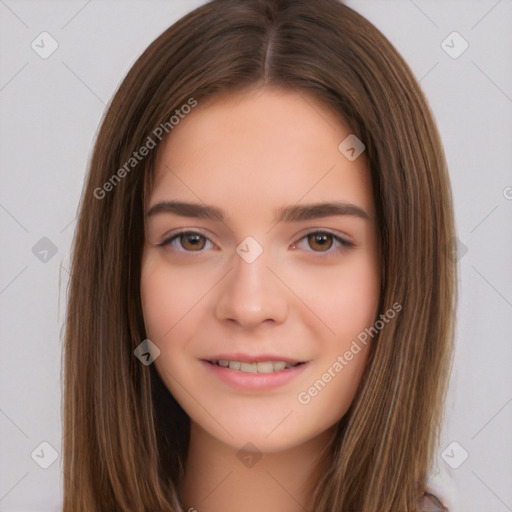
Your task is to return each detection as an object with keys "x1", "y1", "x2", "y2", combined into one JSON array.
[
  {"x1": 202, "y1": 359, "x2": 309, "y2": 391},
  {"x1": 209, "y1": 359, "x2": 303, "y2": 373}
]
